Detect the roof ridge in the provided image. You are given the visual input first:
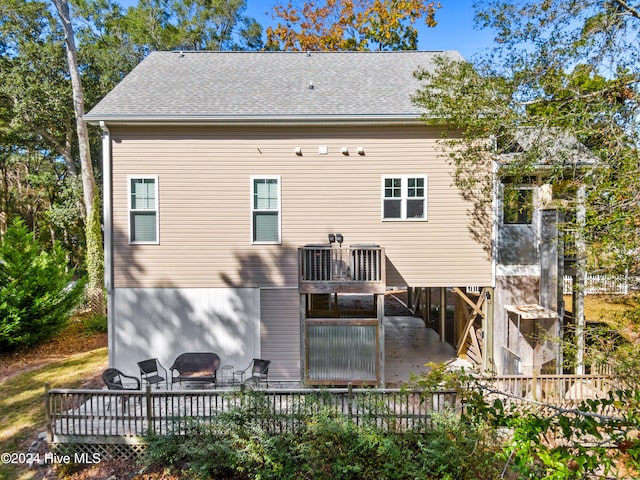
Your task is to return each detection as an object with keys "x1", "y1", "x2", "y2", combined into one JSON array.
[{"x1": 158, "y1": 50, "x2": 454, "y2": 54}]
